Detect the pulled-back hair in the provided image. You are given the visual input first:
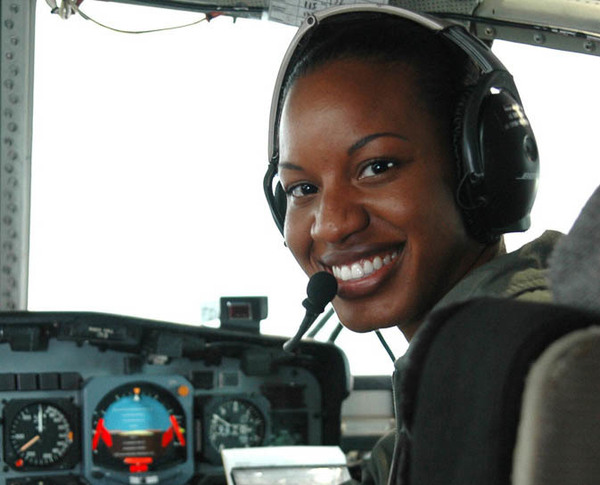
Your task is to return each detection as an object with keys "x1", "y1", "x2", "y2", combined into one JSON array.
[{"x1": 281, "y1": 12, "x2": 480, "y2": 139}]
